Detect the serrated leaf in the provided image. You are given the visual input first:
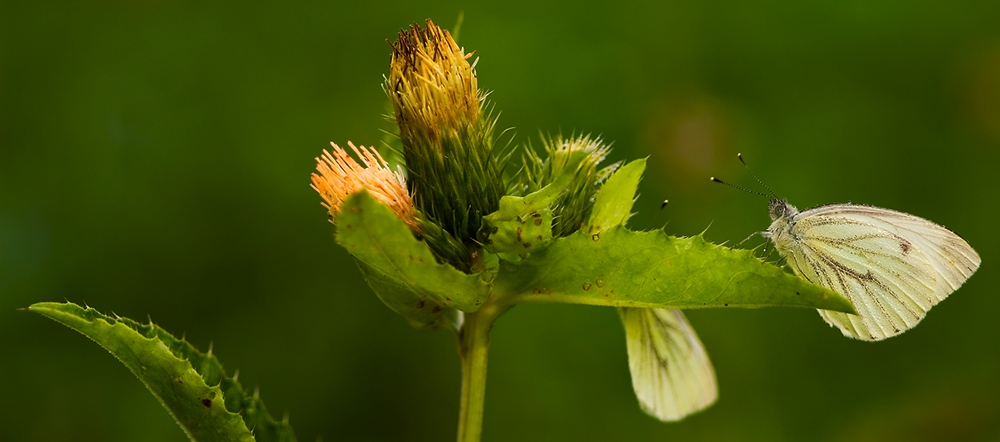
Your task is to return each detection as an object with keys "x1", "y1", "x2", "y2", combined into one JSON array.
[
  {"x1": 493, "y1": 228, "x2": 855, "y2": 313},
  {"x1": 29, "y1": 302, "x2": 296, "y2": 442},
  {"x1": 587, "y1": 159, "x2": 645, "y2": 233},
  {"x1": 336, "y1": 191, "x2": 491, "y2": 313}
]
